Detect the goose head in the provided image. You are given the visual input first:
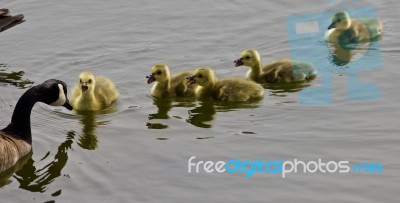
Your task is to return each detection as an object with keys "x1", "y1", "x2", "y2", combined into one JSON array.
[
  {"x1": 78, "y1": 72, "x2": 95, "y2": 94},
  {"x1": 234, "y1": 49, "x2": 261, "y2": 68},
  {"x1": 146, "y1": 64, "x2": 171, "y2": 84},
  {"x1": 39, "y1": 79, "x2": 73, "y2": 110},
  {"x1": 187, "y1": 67, "x2": 216, "y2": 88},
  {"x1": 328, "y1": 11, "x2": 351, "y2": 30}
]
